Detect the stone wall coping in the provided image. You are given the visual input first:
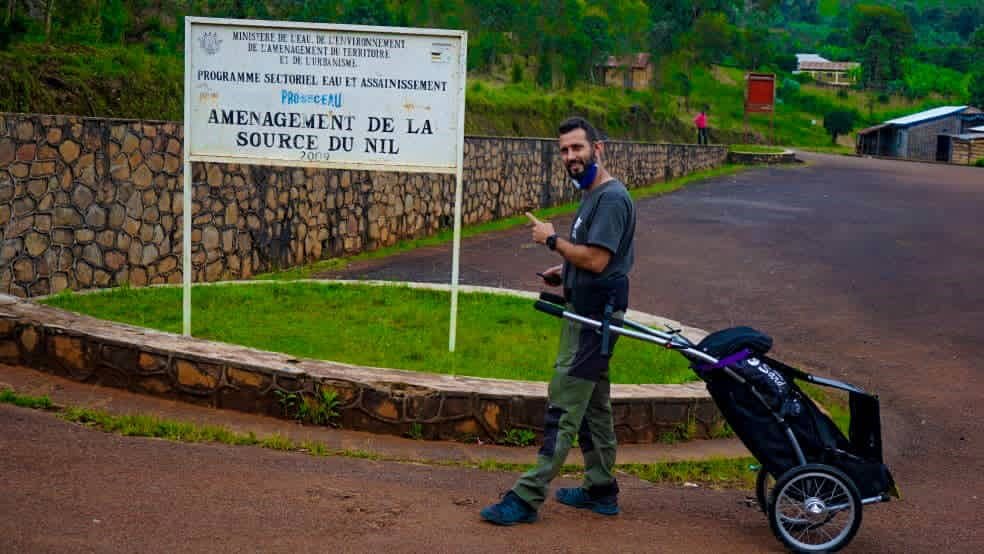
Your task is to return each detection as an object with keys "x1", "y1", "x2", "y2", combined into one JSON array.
[
  {"x1": 0, "y1": 111, "x2": 175, "y2": 125},
  {"x1": 727, "y1": 150, "x2": 799, "y2": 165},
  {"x1": 1, "y1": 112, "x2": 729, "y2": 150},
  {"x1": 5, "y1": 281, "x2": 711, "y2": 401}
]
